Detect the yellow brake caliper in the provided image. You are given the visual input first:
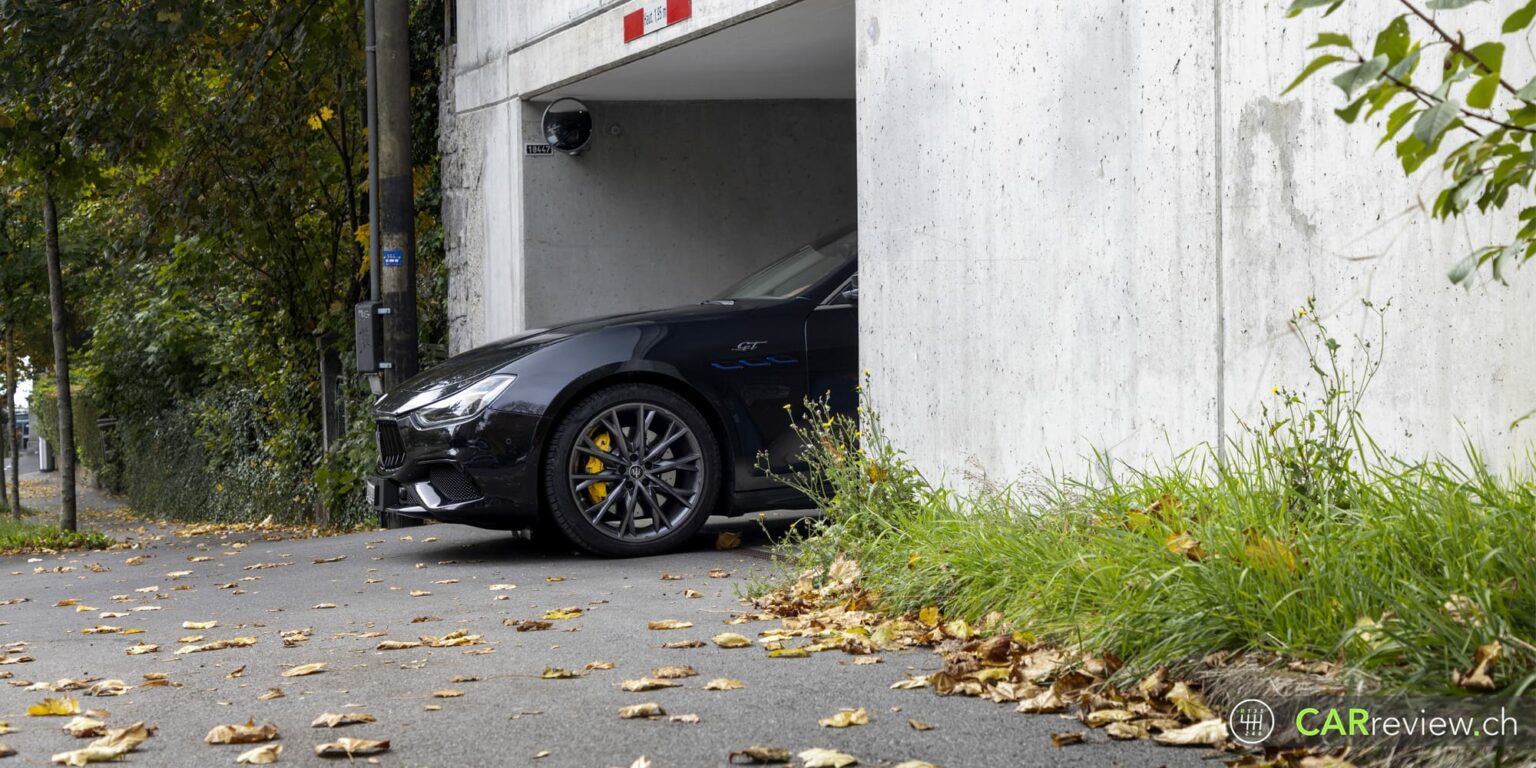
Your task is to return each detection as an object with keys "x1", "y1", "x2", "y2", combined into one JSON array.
[{"x1": 585, "y1": 432, "x2": 612, "y2": 503}]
